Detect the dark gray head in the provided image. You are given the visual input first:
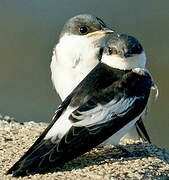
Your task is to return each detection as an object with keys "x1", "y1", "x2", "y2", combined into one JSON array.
[
  {"x1": 104, "y1": 34, "x2": 143, "y2": 58},
  {"x1": 101, "y1": 34, "x2": 146, "y2": 70},
  {"x1": 60, "y1": 14, "x2": 114, "y2": 38}
]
